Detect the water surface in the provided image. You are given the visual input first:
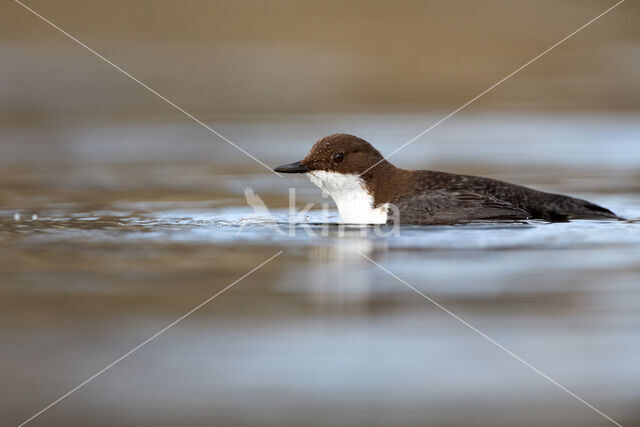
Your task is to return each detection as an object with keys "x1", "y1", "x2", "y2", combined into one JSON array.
[{"x1": 2, "y1": 114, "x2": 640, "y2": 426}]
